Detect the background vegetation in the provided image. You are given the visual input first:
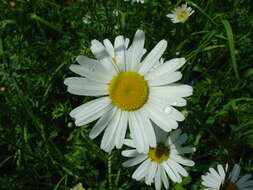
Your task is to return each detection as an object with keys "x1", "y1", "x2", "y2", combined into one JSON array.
[{"x1": 0, "y1": 0, "x2": 253, "y2": 189}]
